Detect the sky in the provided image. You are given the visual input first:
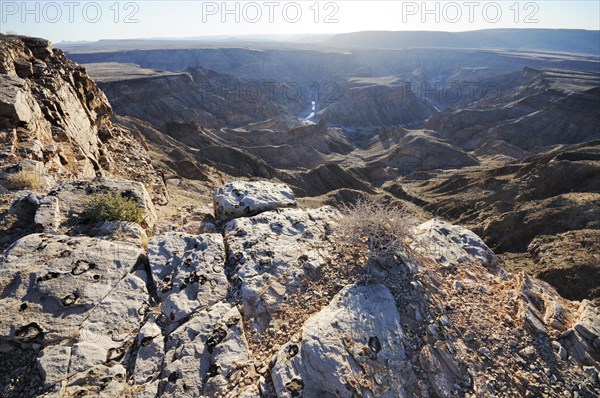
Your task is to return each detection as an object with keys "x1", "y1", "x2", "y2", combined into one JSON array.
[{"x1": 1, "y1": 0, "x2": 599, "y2": 43}]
